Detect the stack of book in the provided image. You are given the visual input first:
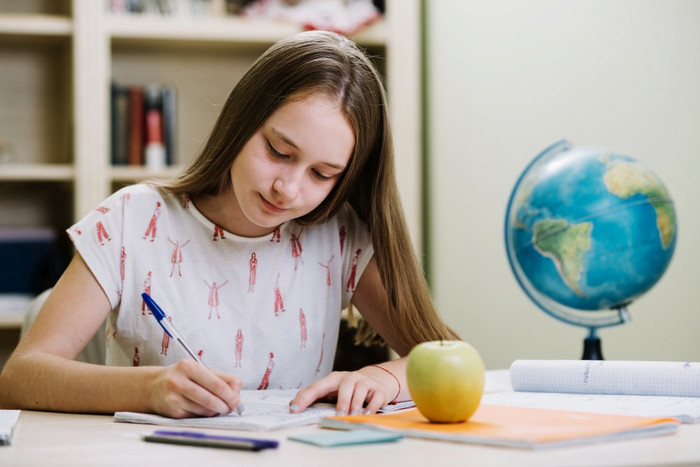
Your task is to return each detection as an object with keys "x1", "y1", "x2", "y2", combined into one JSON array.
[{"x1": 111, "y1": 82, "x2": 176, "y2": 169}]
